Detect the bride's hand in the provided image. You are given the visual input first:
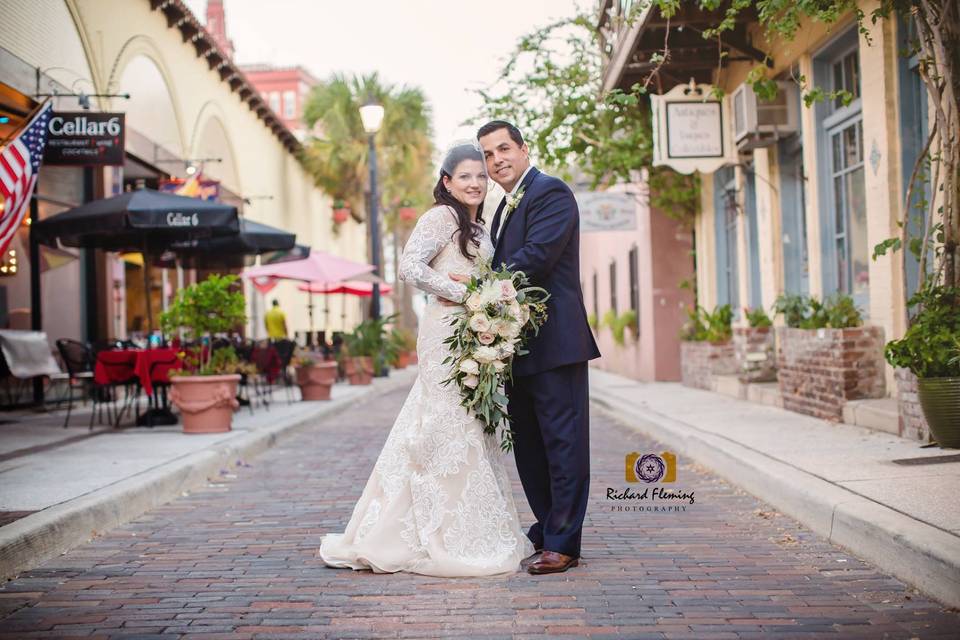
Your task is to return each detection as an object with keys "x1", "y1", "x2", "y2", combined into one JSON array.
[{"x1": 437, "y1": 273, "x2": 470, "y2": 306}]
